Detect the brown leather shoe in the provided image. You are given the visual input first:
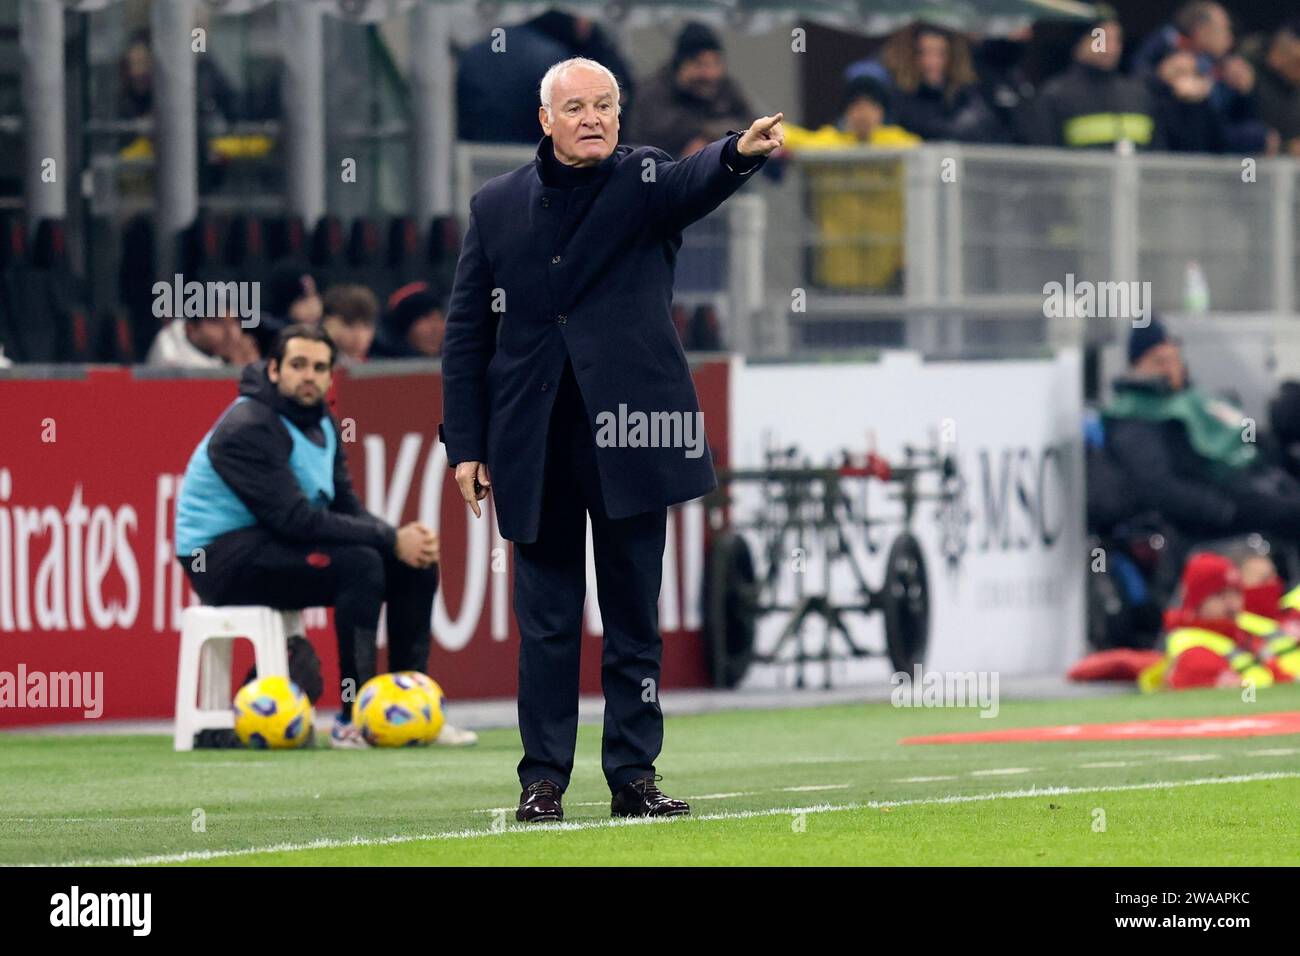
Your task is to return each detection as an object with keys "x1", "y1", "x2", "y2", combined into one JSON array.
[
  {"x1": 516, "y1": 779, "x2": 564, "y2": 823},
  {"x1": 610, "y1": 774, "x2": 690, "y2": 818}
]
